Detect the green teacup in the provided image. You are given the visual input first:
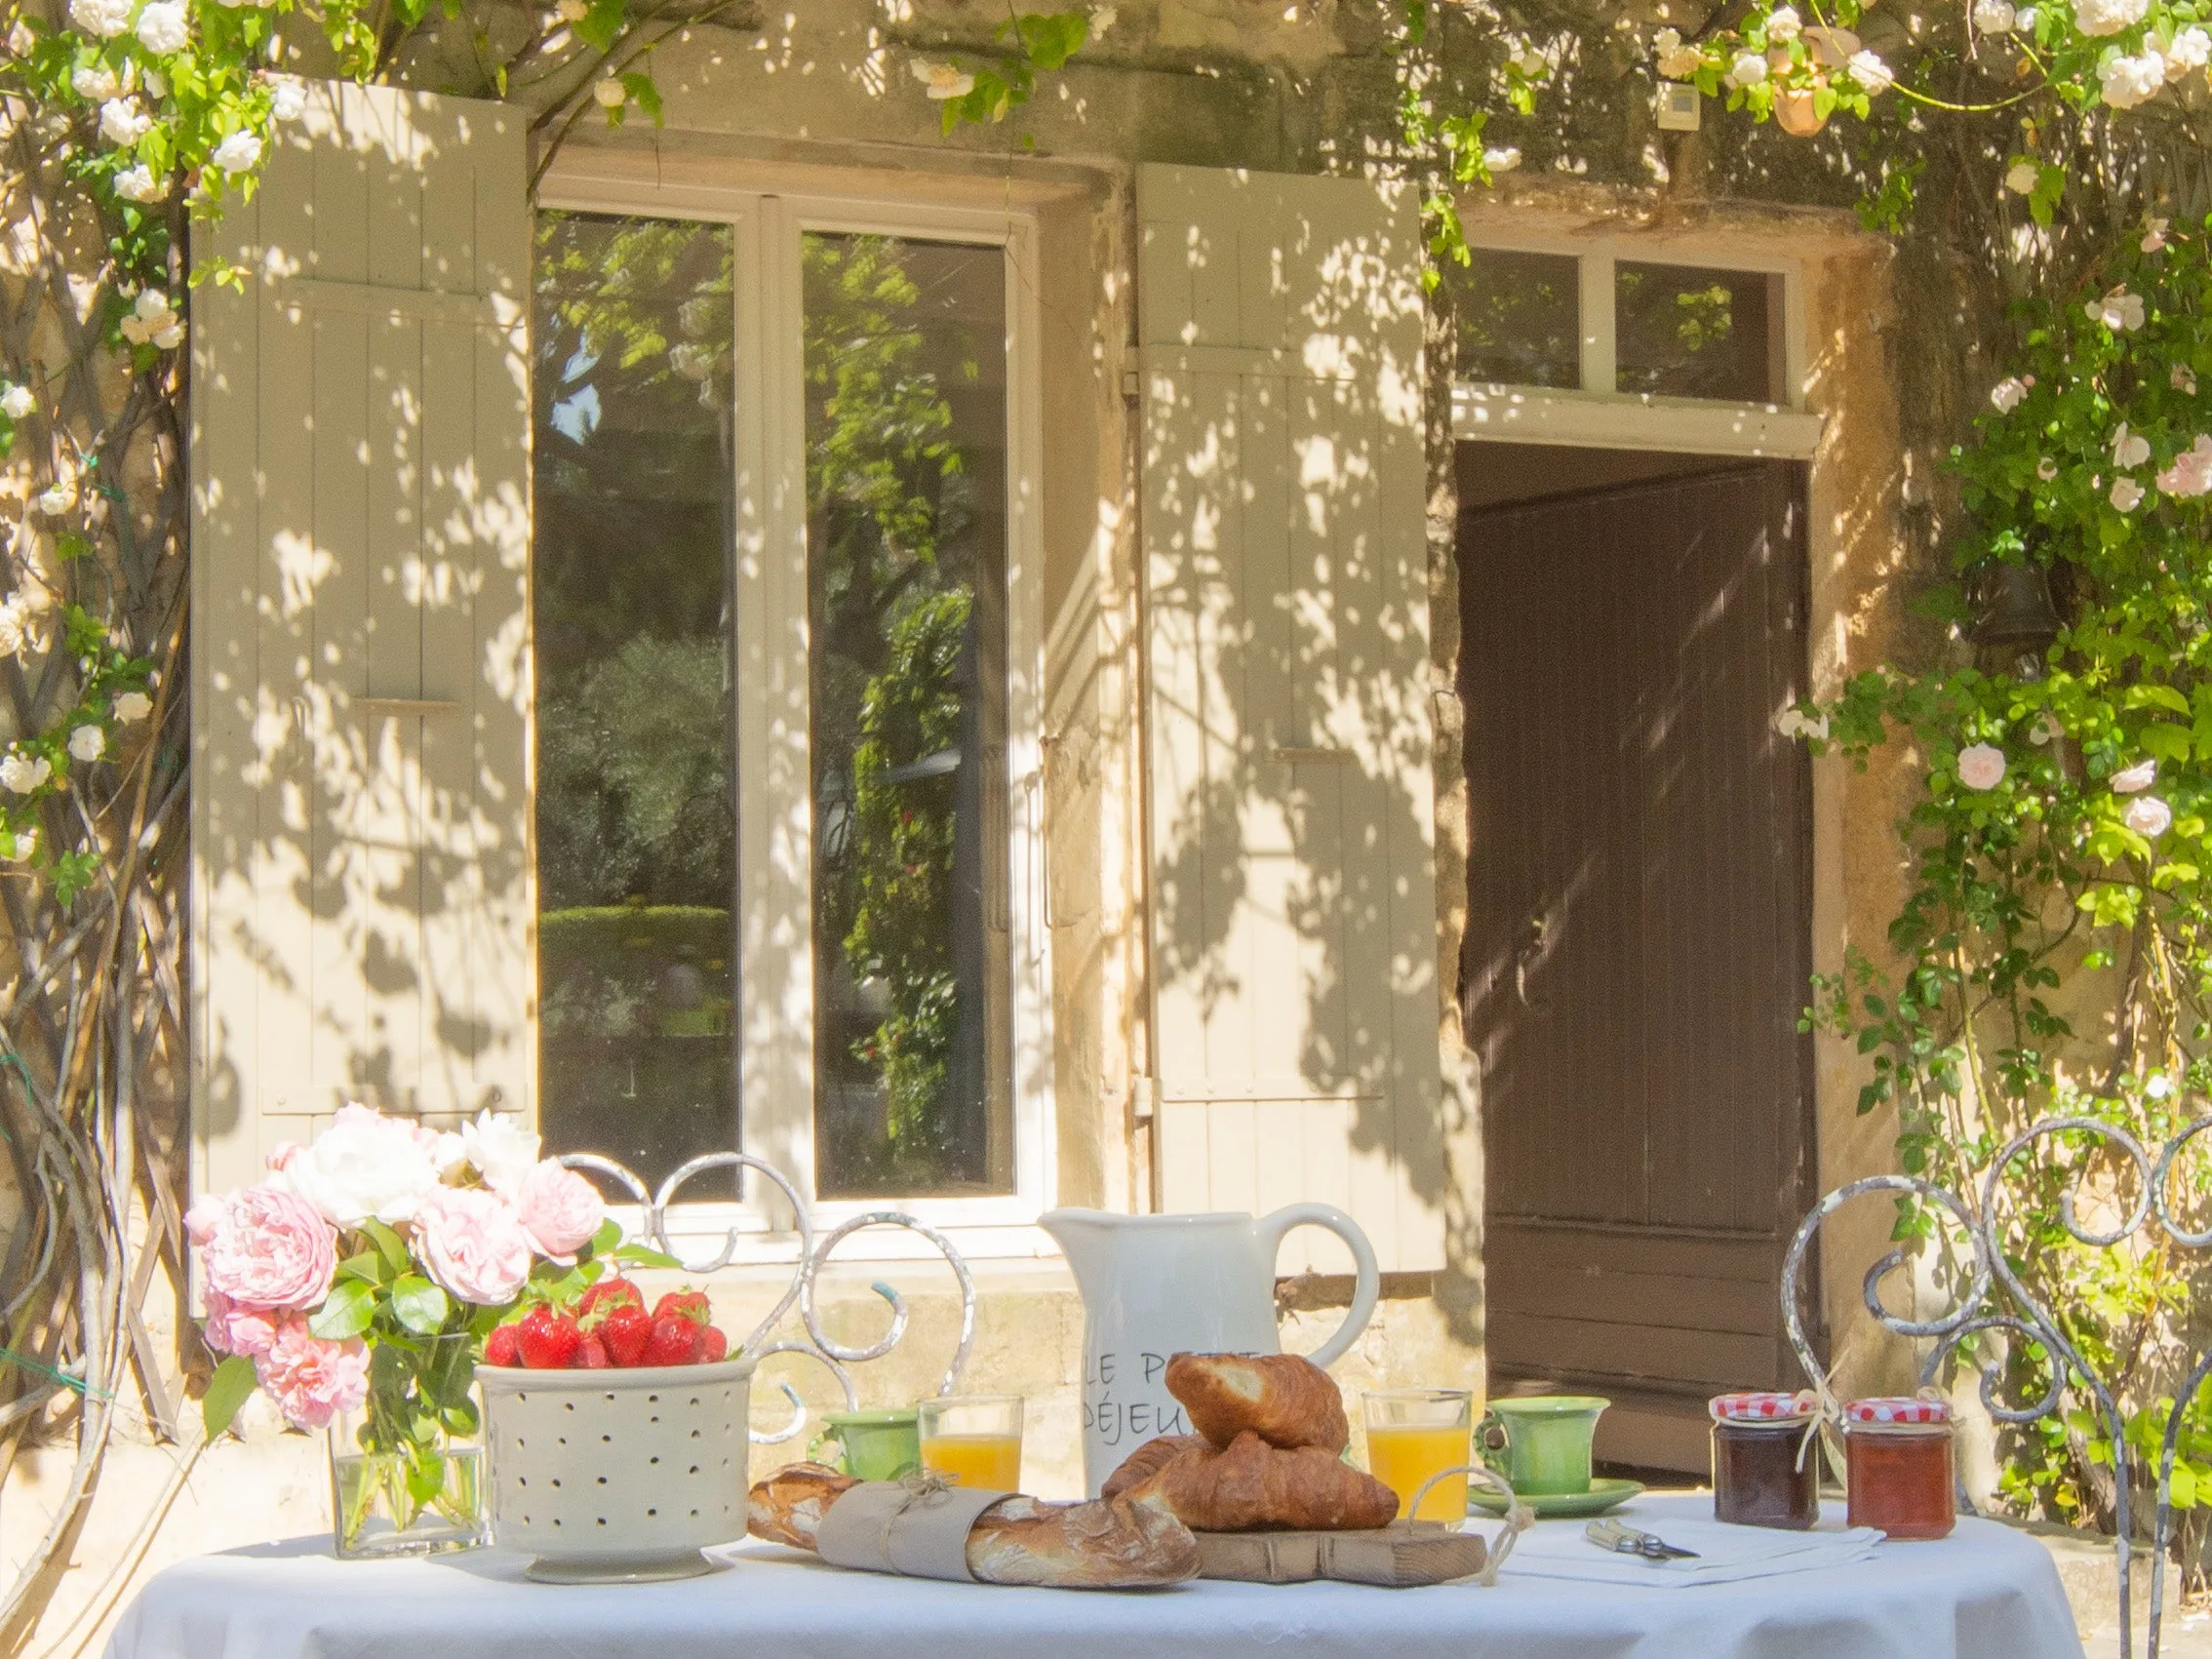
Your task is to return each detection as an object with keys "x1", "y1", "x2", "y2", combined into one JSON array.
[
  {"x1": 812, "y1": 1408, "x2": 922, "y2": 1482},
  {"x1": 1478, "y1": 1396, "x2": 1610, "y2": 1495}
]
